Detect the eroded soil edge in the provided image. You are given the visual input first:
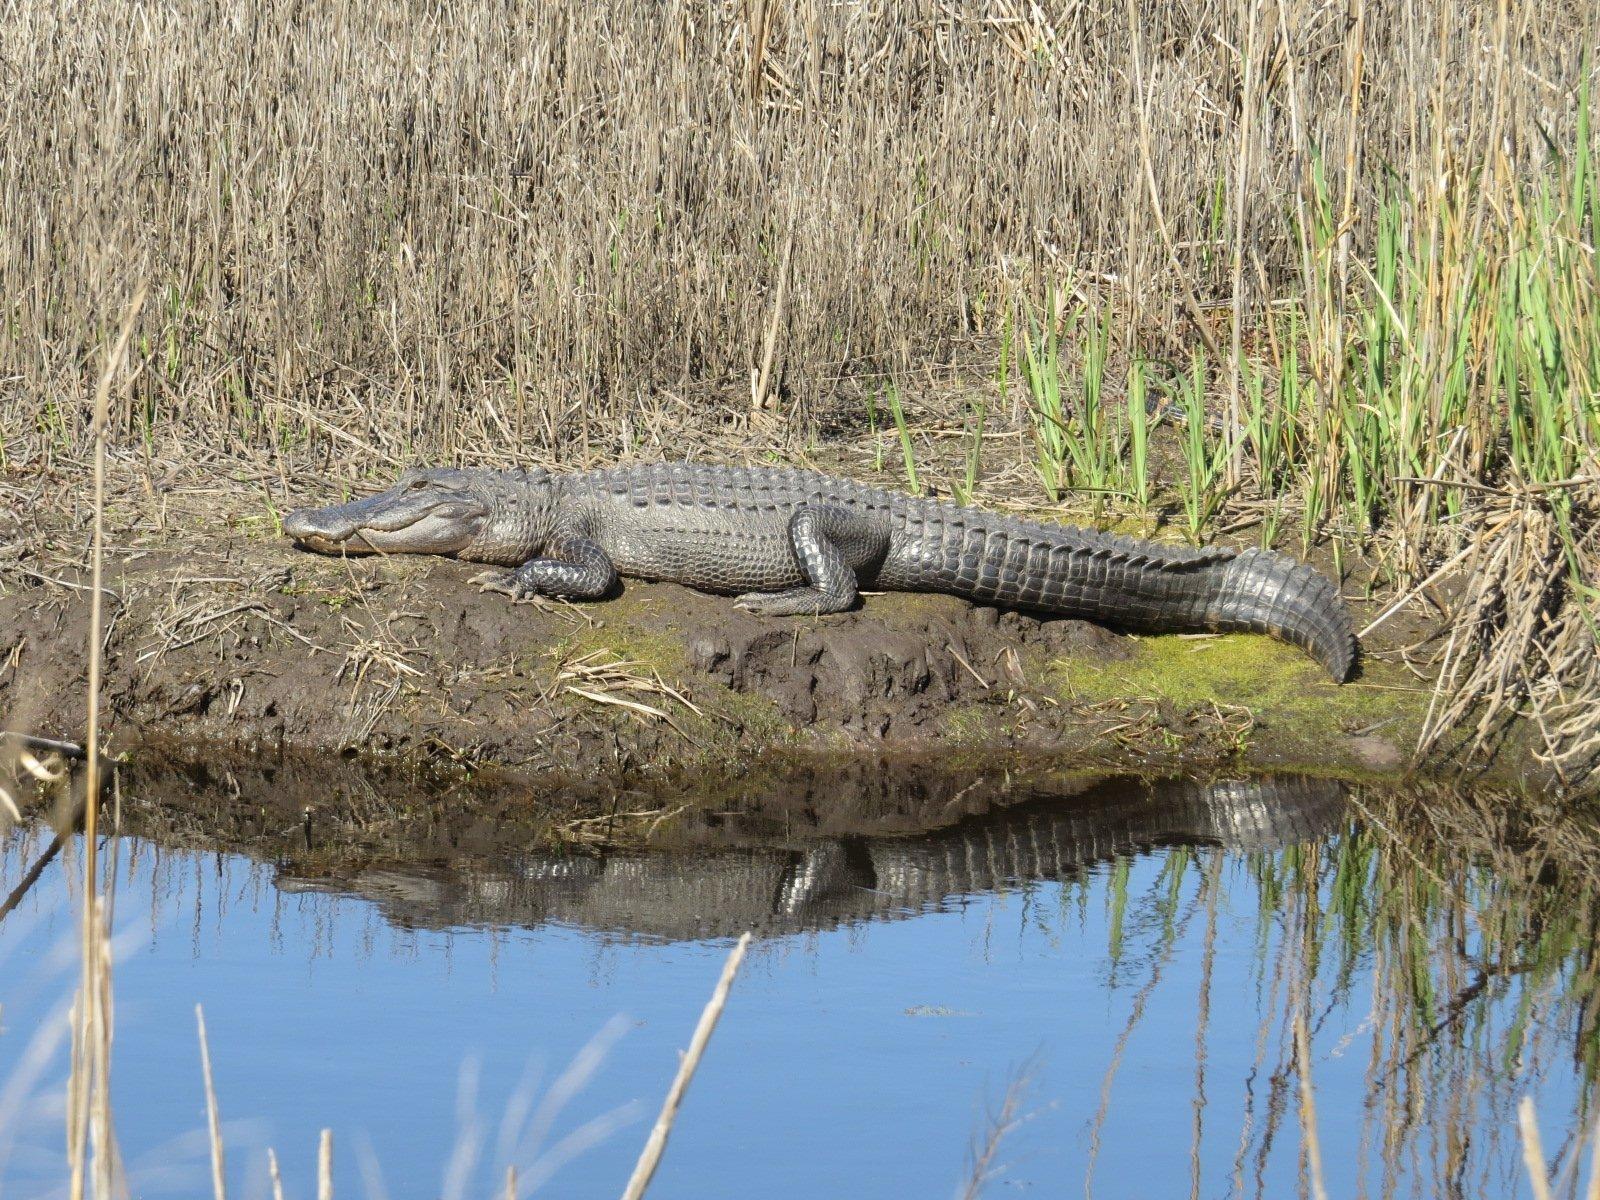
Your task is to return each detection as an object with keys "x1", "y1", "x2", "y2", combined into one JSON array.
[{"x1": 0, "y1": 517, "x2": 1535, "y2": 790}]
